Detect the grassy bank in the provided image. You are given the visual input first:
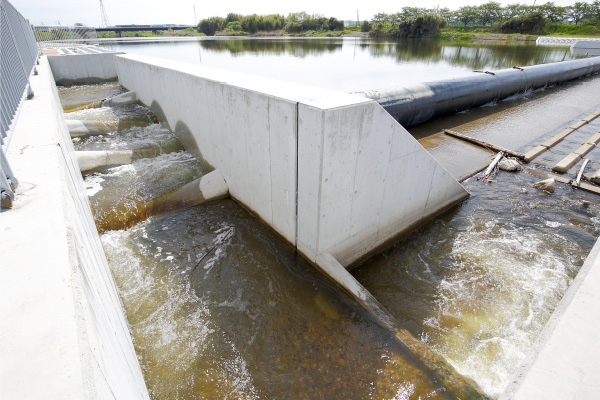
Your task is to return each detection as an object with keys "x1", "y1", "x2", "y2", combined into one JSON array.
[{"x1": 98, "y1": 29, "x2": 205, "y2": 39}]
